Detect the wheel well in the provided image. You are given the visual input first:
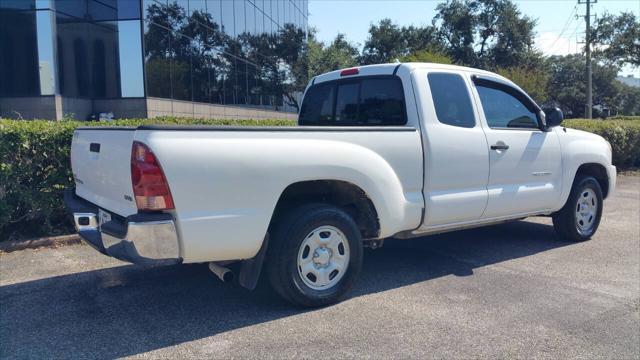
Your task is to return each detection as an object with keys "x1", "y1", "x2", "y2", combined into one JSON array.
[
  {"x1": 576, "y1": 163, "x2": 609, "y2": 198},
  {"x1": 270, "y1": 180, "x2": 380, "y2": 239}
]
